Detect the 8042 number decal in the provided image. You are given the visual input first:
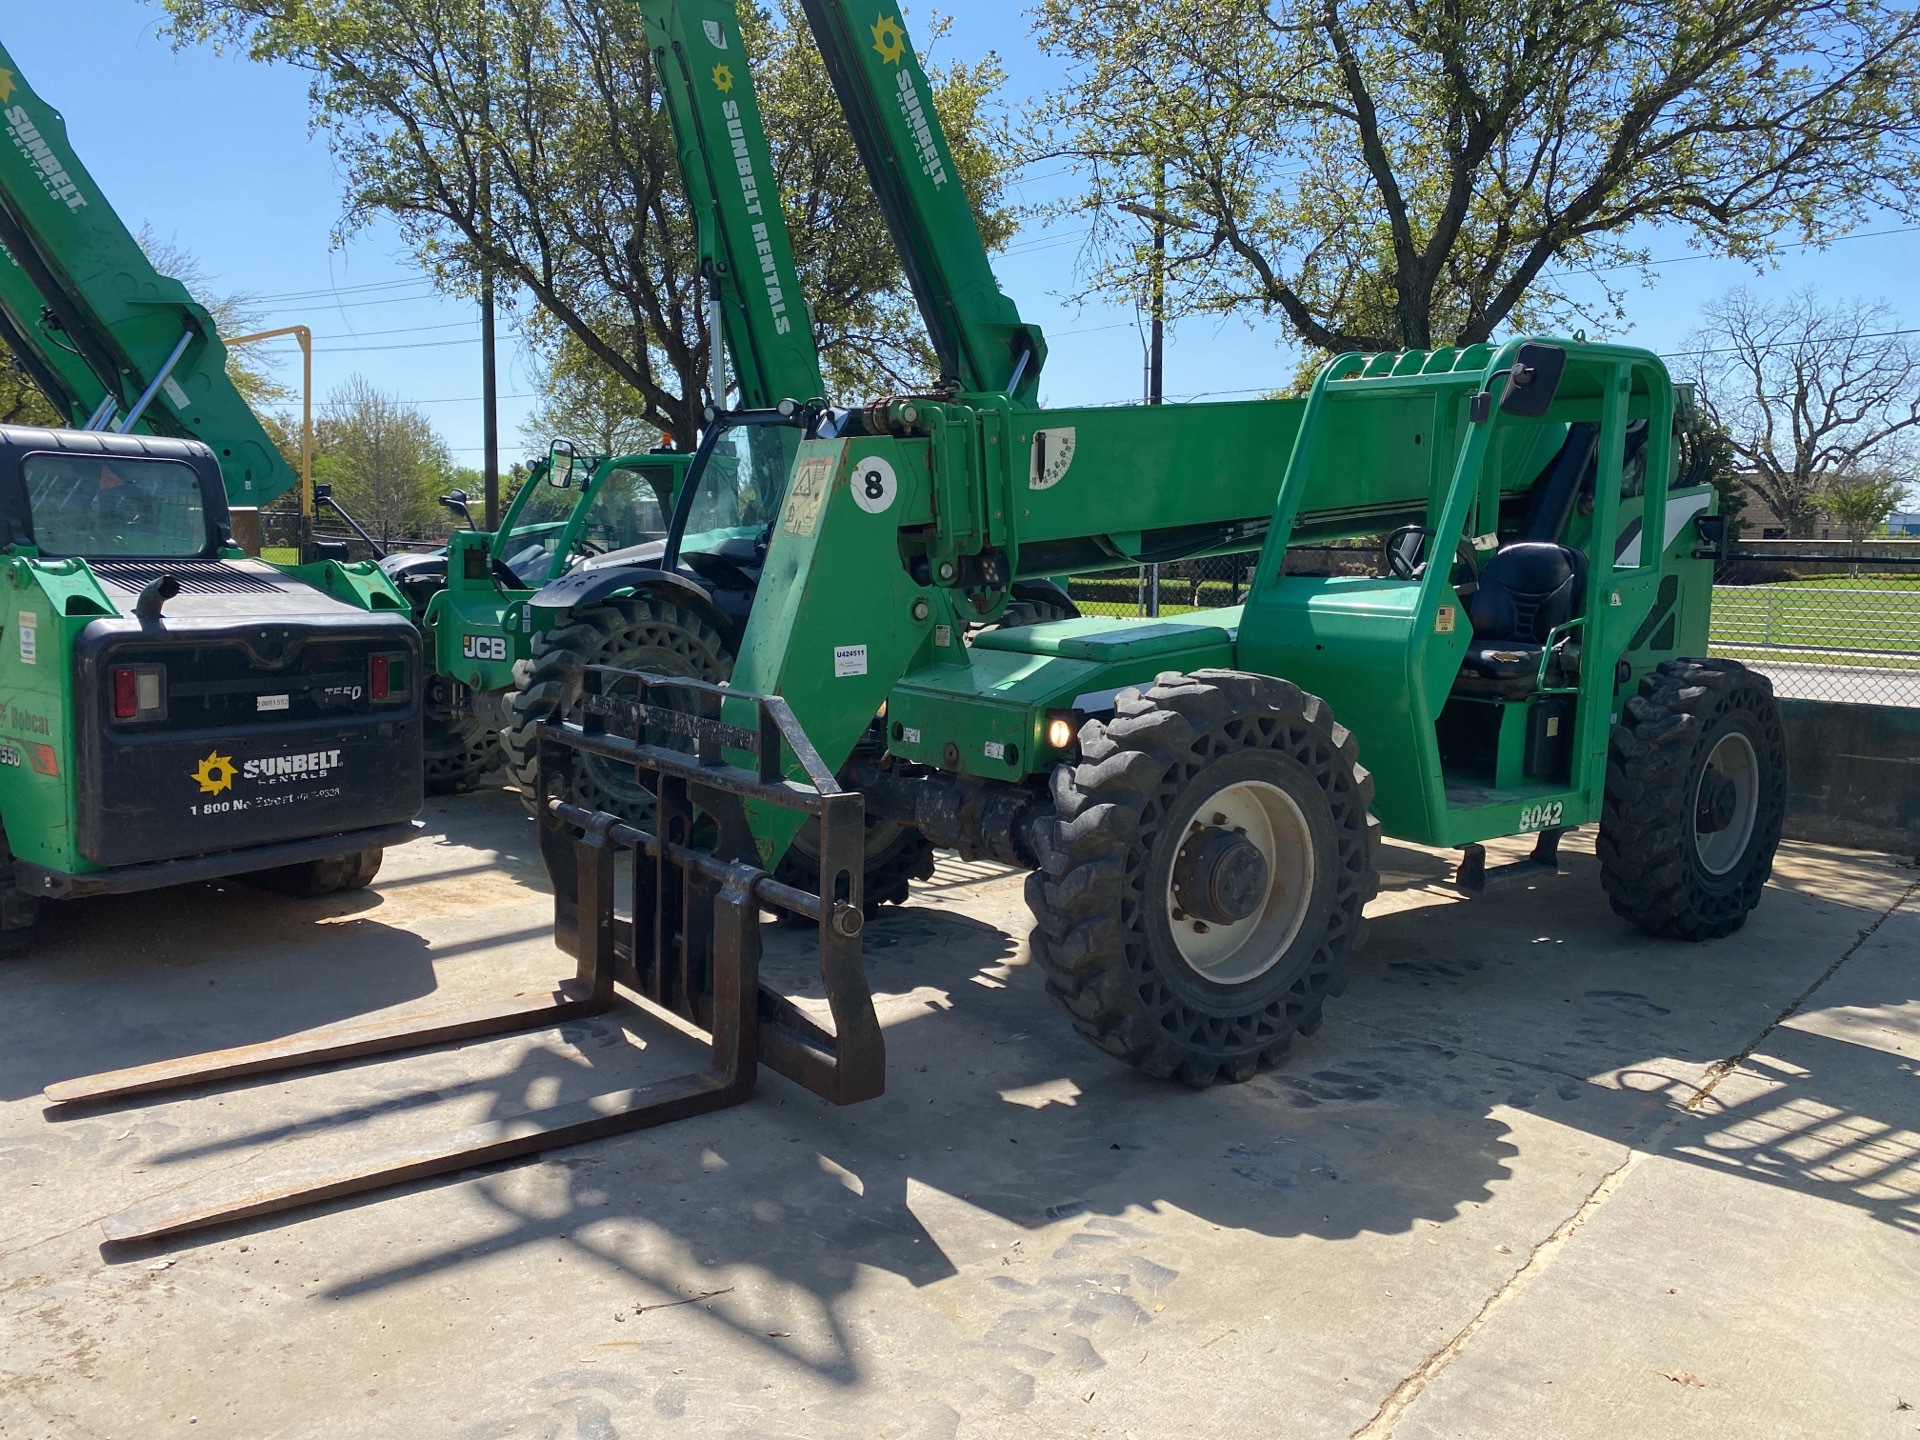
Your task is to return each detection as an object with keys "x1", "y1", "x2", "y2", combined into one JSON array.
[{"x1": 1517, "y1": 801, "x2": 1564, "y2": 833}]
